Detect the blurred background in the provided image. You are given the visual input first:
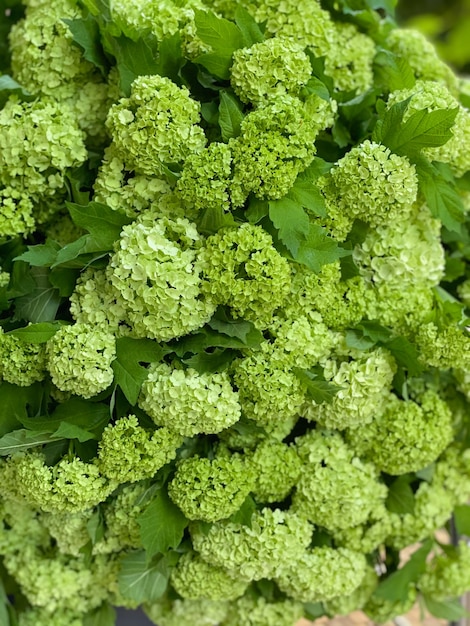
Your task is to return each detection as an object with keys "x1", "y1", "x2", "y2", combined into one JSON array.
[{"x1": 397, "y1": 0, "x2": 470, "y2": 74}]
